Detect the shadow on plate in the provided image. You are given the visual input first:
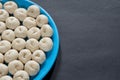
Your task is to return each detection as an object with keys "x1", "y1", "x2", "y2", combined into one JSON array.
[{"x1": 43, "y1": 45, "x2": 62, "y2": 80}]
